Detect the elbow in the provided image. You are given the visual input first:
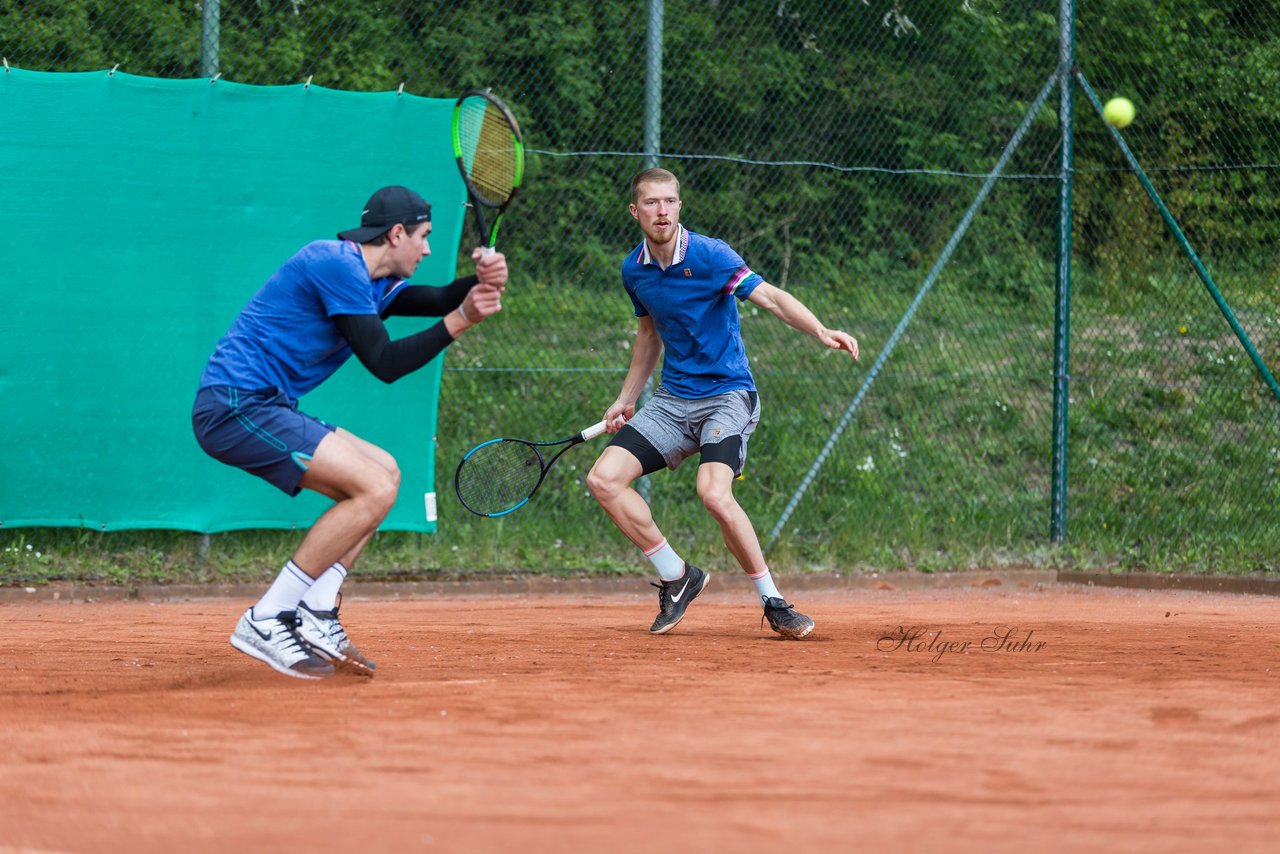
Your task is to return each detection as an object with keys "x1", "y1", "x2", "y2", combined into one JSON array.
[{"x1": 367, "y1": 364, "x2": 402, "y2": 384}]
